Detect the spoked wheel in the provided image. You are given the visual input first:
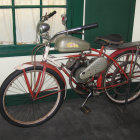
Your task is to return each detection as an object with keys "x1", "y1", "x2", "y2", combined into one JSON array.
[
  {"x1": 103, "y1": 50, "x2": 140, "y2": 104},
  {"x1": 0, "y1": 66, "x2": 65, "y2": 127}
]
